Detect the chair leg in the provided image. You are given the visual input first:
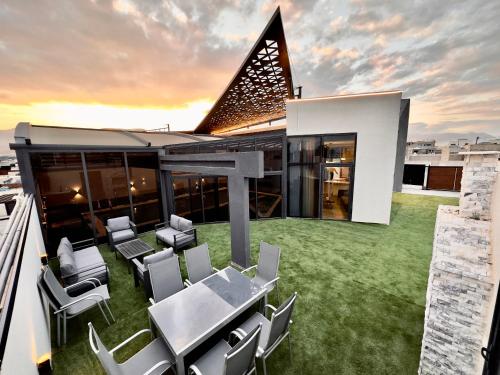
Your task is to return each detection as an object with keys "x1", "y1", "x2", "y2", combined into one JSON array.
[
  {"x1": 63, "y1": 311, "x2": 67, "y2": 345},
  {"x1": 56, "y1": 314, "x2": 61, "y2": 347},
  {"x1": 97, "y1": 302, "x2": 111, "y2": 326},
  {"x1": 104, "y1": 300, "x2": 116, "y2": 322},
  {"x1": 262, "y1": 357, "x2": 267, "y2": 375}
]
